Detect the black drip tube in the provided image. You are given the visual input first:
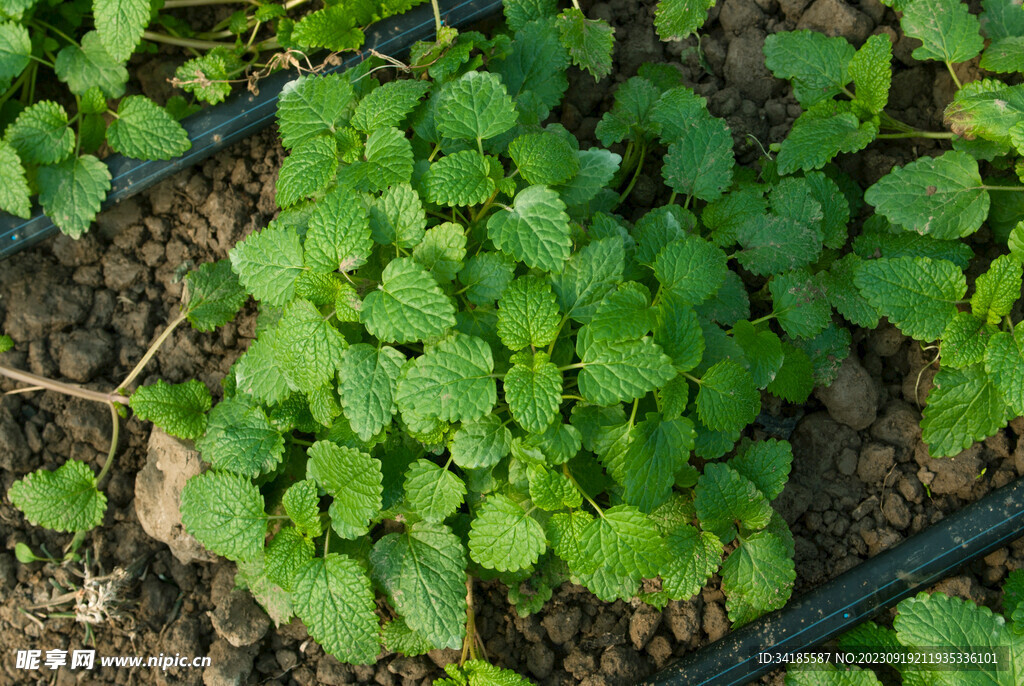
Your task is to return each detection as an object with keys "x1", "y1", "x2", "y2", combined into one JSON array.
[
  {"x1": 0, "y1": 0, "x2": 503, "y2": 261},
  {"x1": 640, "y1": 476, "x2": 1024, "y2": 686}
]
